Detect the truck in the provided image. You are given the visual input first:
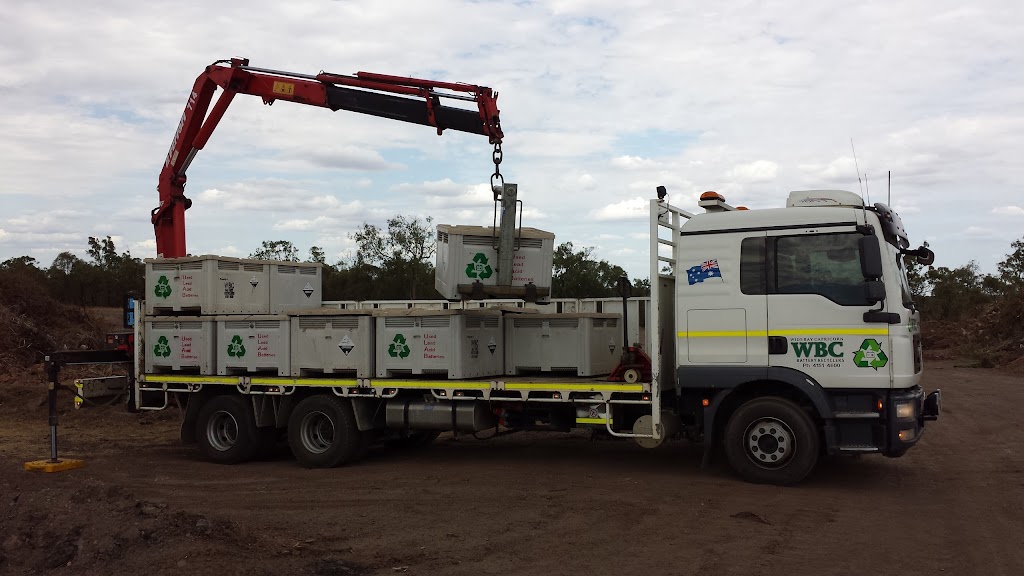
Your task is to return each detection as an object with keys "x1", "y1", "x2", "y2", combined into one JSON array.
[{"x1": 133, "y1": 59, "x2": 941, "y2": 485}]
